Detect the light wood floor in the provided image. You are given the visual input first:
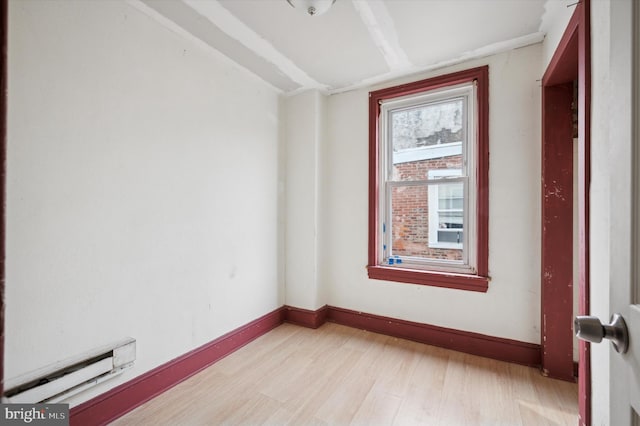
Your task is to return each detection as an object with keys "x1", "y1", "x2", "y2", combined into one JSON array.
[{"x1": 112, "y1": 323, "x2": 578, "y2": 426}]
